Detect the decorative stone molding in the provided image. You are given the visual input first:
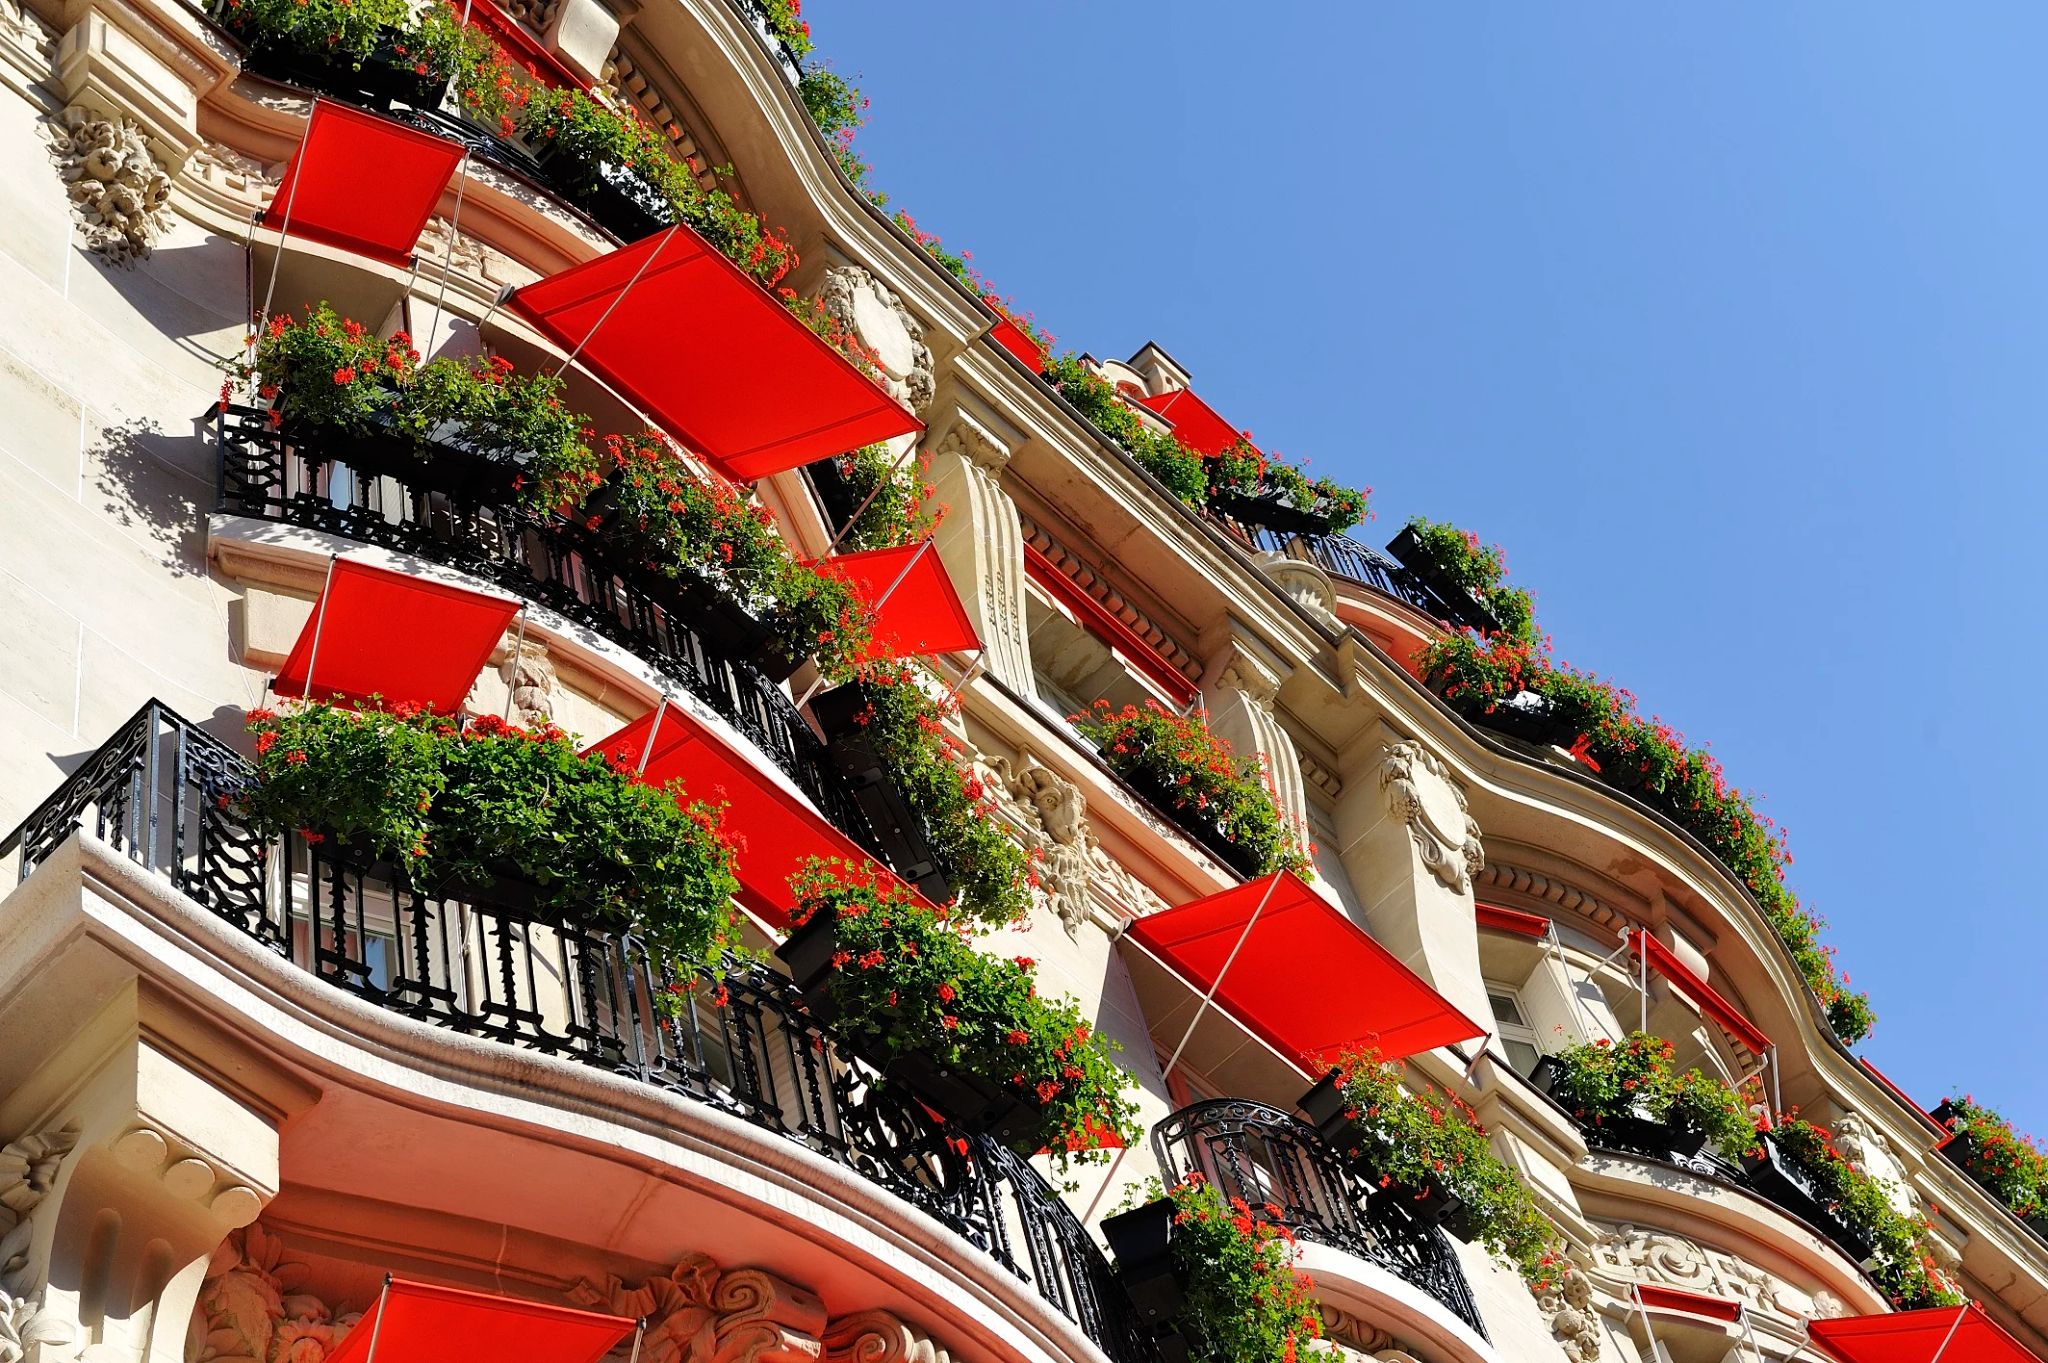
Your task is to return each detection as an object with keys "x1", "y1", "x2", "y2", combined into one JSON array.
[
  {"x1": 48, "y1": 104, "x2": 171, "y2": 264},
  {"x1": 1298, "y1": 754, "x2": 1342, "y2": 800},
  {"x1": 1592, "y1": 1222, "x2": 1844, "y2": 1325},
  {"x1": 190, "y1": 1225, "x2": 358, "y2": 1363},
  {"x1": 1007, "y1": 761, "x2": 1093, "y2": 936},
  {"x1": 1379, "y1": 740, "x2": 1483, "y2": 894},
  {"x1": 1015, "y1": 516, "x2": 1199, "y2": 684},
  {"x1": 499, "y1": 641, "x2": 558, "y2": 727},
  {"x1": 1215, "y1": 651, "x2": 1281, "y2": 715},
  {"x1": 569, "y1": 1253, "x2": 824, "y2": 1363},
  {"x1": 1476, "y1": 862, "x2": 1627, "y2": 934},
  {"x1": 1830, "y1": 1113, "x2": 1925, "y2": 1221},
  {"x1": 931, "y1": 409, "x2": 1029, "y2": 689},
  {"x1": 1531, "y1": 1263, "x2": 1603, "y2": 1363},
  {"x1": 1, "y1": 1126, "x2": 82, "y2": 1363},
  {"x1": 1255, "y1": 552, "x2": 1339, "y2": 630},
  {"x1": 936, "y1": 408, "x2": 1011, "y2": 476},
  {"x1": 820, "y1": 1310, "x2": 949, "y2": 1363},
  {"x1": 820, "y1": 266, "x2": 934, "y2": 415},
  {"x1": 109, "y1": 1124, "x2": 264, "y2": 1228},
  {"x1": 605, "y1": 41, "x2": 717, "y2": 192},
  {"x1": 180, "y1": 141, "x2": 271, "y2": 214}
]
